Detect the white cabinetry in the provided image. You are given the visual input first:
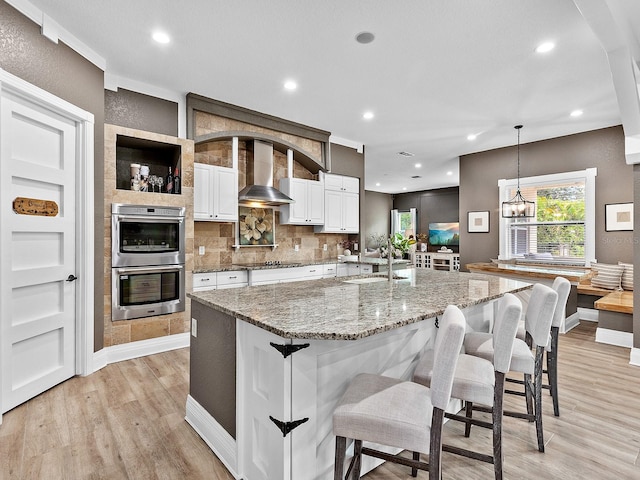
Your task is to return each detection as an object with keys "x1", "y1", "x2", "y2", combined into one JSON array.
[
  {"x1": 279, "y1": 178, "x2": 324, "y2": 225},
  {"x1": 192, "y1": 271, "x2": 248, "y2": 292},
  {"x1": 336, "y1": 263, "x2": 373, "y2": 277},
  {"x1": 314, "y1": 173, "x2": 359, "y2": 233},
  {"x1": 414, "y1": 252, "x2": 460, "y2": 272},
  {"x1": 194, "y1": 163, "x2": 238, "y2": 222},
  {"x1": 249, "y1": 265, "x2": 324, "y2": 286}
]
